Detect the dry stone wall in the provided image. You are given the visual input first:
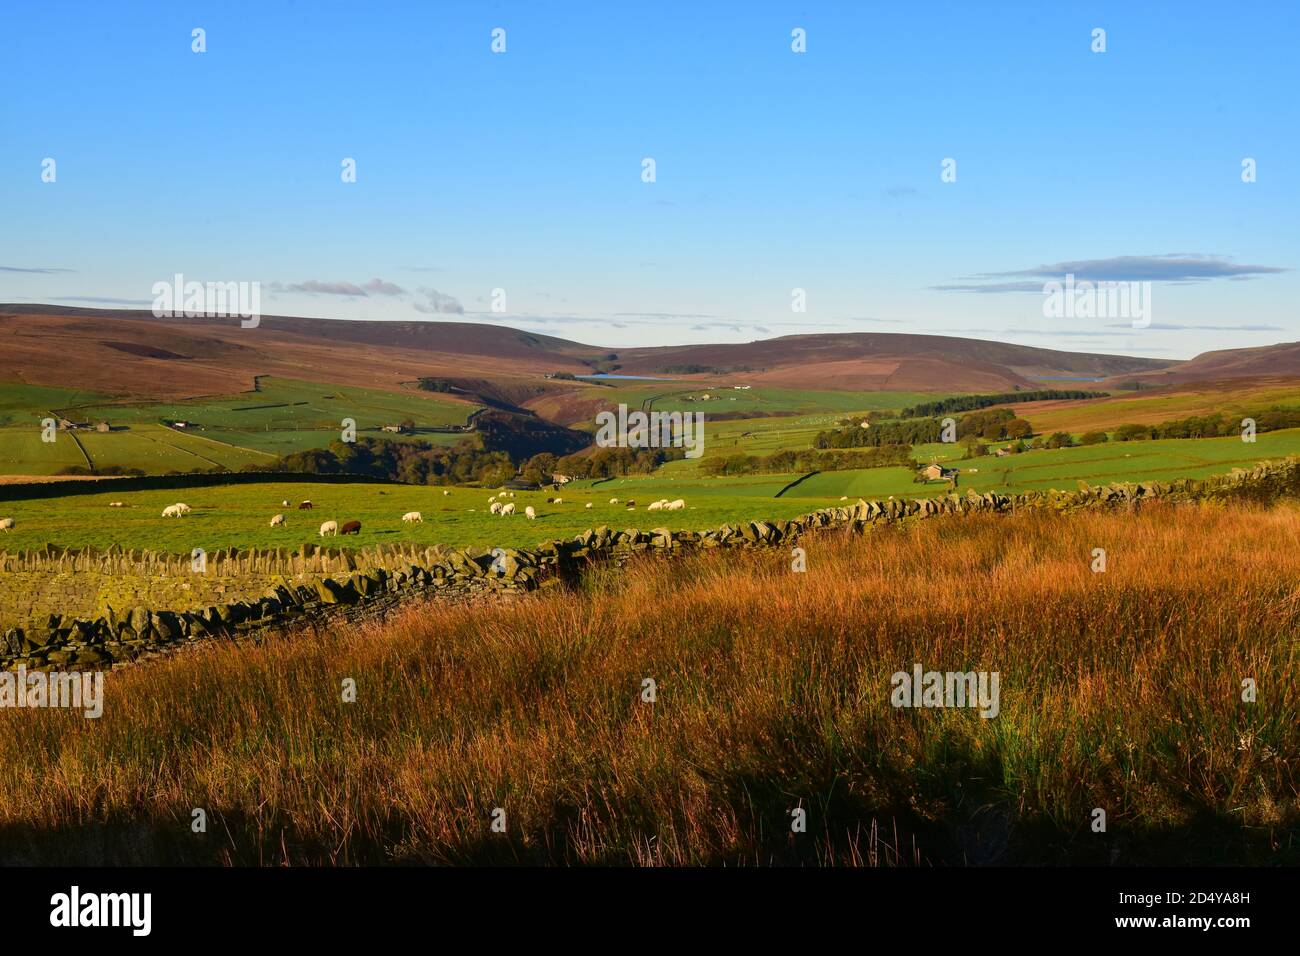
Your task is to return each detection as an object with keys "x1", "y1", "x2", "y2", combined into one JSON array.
[{"x1": 2, "y1": 458, "x2": 1297, "y2": 672}]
